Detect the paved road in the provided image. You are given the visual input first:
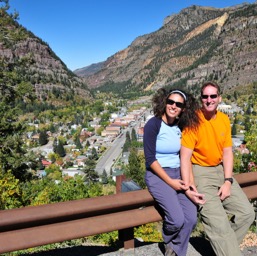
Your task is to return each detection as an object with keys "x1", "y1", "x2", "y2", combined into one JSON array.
[{"x1": 95, "y1": 131, "x2": 126, "y2": 175}]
